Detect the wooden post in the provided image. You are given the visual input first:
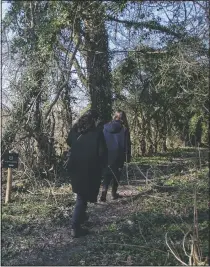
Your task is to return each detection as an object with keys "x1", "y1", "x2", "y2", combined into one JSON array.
[{"x1": 5, "y1": 168, "x2": 12, "y2": 204}]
